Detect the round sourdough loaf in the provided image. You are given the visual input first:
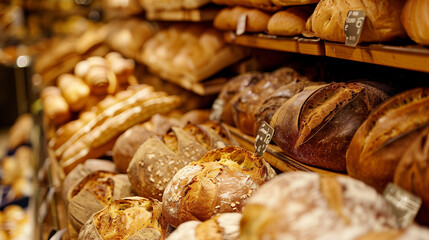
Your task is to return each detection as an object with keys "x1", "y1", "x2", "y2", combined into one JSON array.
[
  {"x1": 306, "y1": 0, "x2": 406, "y2": 43},
  {"x1": 166, "y1": 213, "x2": 242, "y2": 240},
  {"x1": 402, "y1": 0, "x2": 429, "y2": 46},
  {"x1": 394, "y1": 125, "x2": 429, "y2": 225},
  {"x1": 162, "y1": 146, "x2": 276, "y2": 227},
  {"x1": 271, "y1": 82, "x2": 390, "y2": 172},
  {"x1": 78, "y1": 196, "x2": 166, "y2": 240},
  {"x1": 347, "y1": 88, "x2": 429, "y2": 192},
  {"x1": 240, "y1": 172, "x2": 398, "y2": 240}
]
